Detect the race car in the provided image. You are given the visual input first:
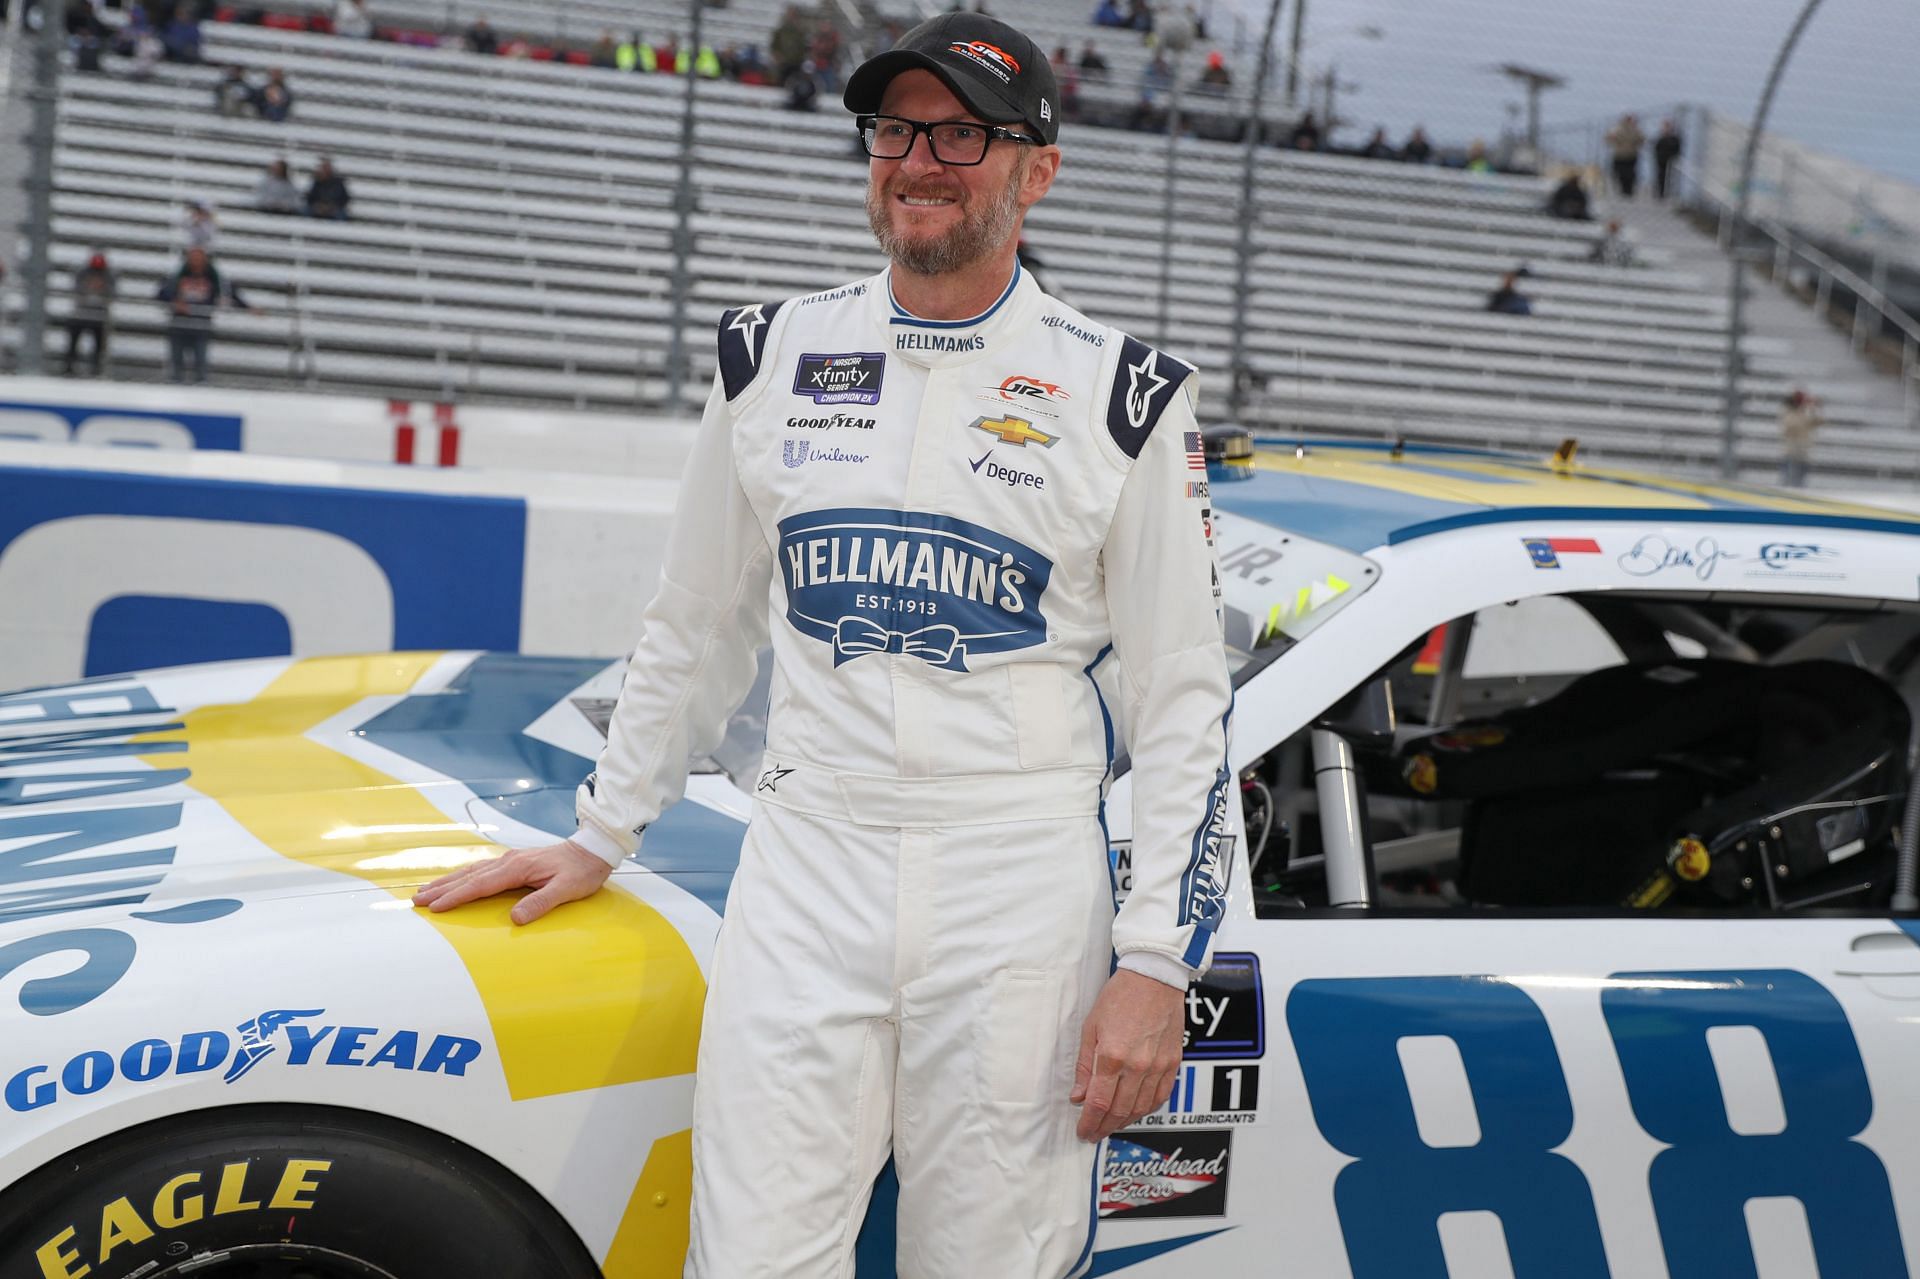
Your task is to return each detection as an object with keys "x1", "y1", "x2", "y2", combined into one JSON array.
[{"x1": 4, "y1": 438, "x2": 1920, "y2": 1279}]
